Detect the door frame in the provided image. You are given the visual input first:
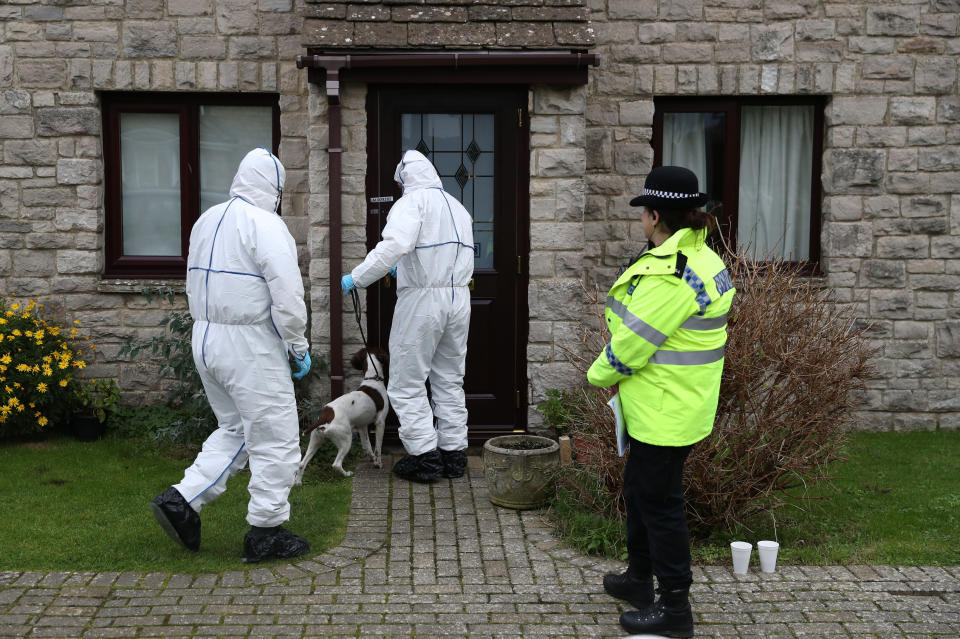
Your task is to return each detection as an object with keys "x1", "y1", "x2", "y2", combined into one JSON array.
[{"x1": 364, "y1": 84, "x2": 531, "y2": 440}]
